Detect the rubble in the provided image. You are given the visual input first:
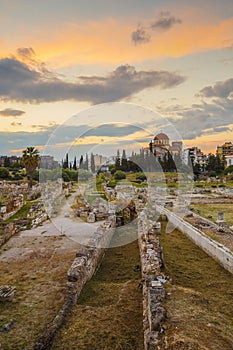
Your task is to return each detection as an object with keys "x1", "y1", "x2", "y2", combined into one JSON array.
[{"x1": 0, "y1": 285, "x2": 16, "y2": 302}]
